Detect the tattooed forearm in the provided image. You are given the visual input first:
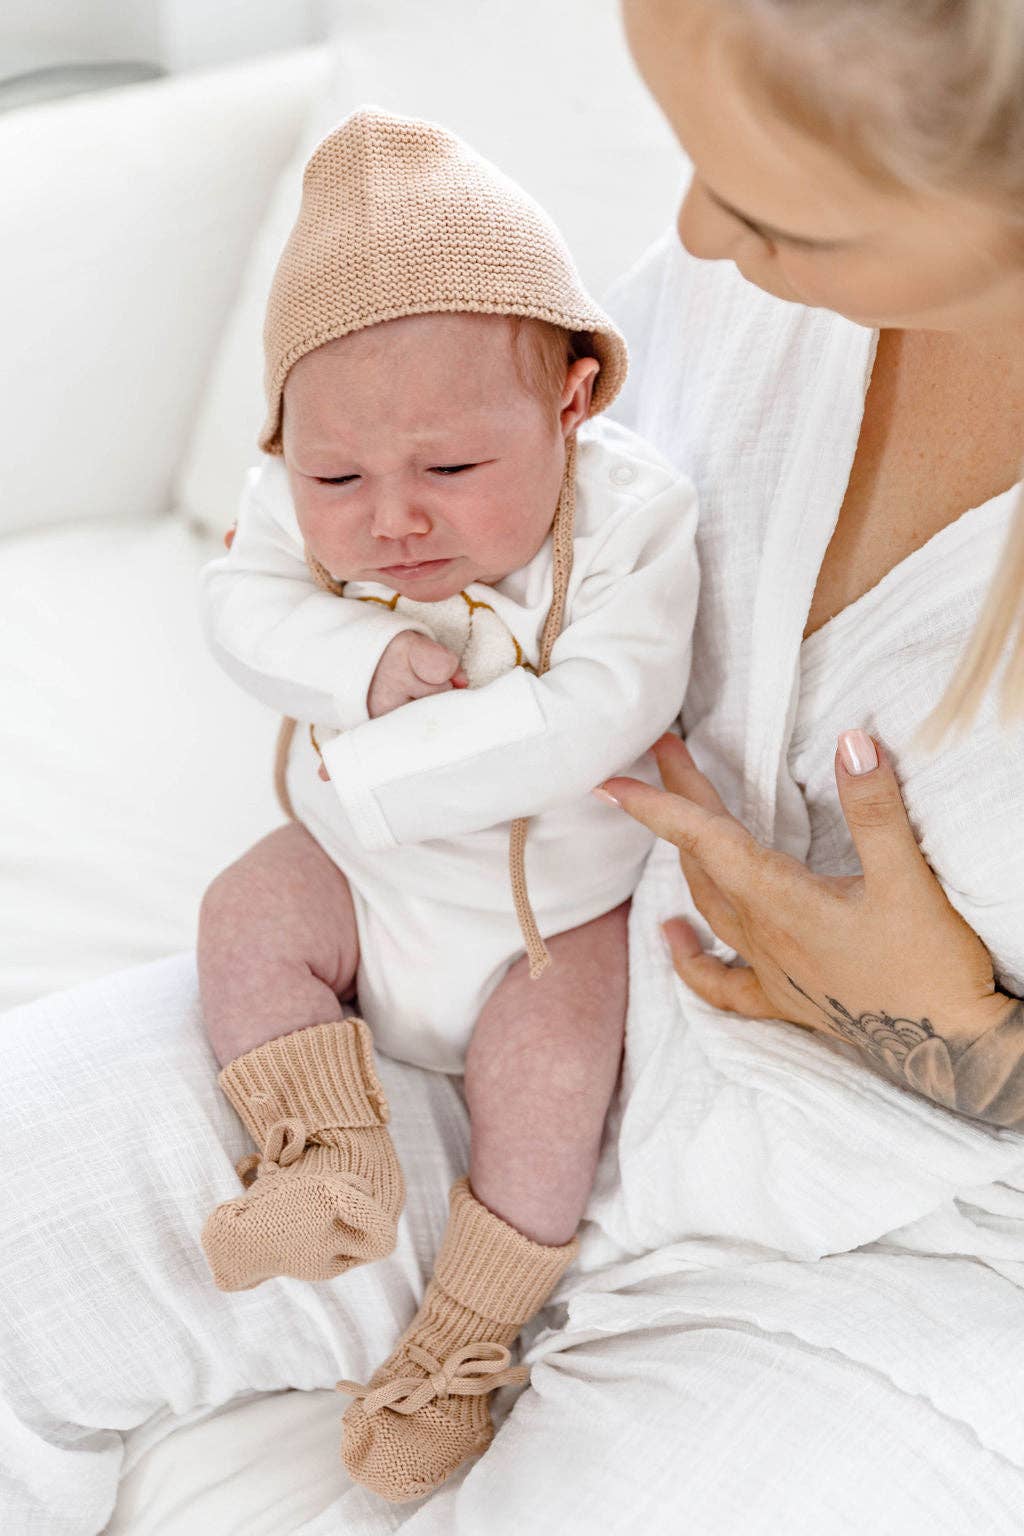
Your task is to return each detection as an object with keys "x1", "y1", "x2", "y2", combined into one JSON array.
[{"x1": 786, "y1": 976, "x2": 1024, "y2": 1134}]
